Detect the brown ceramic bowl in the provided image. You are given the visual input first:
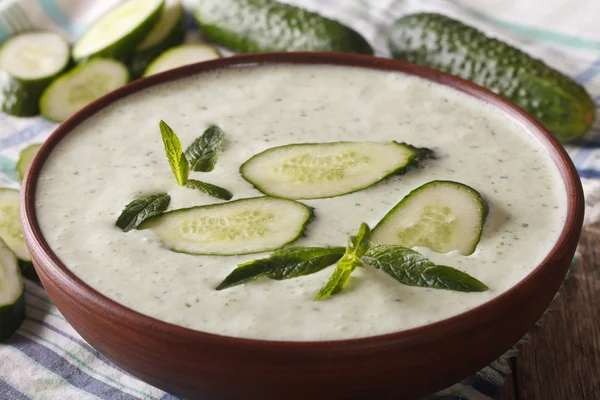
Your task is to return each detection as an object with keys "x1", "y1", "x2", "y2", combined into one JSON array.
[{"x1": 20, "y1": 53, "x2": 584, "y2": 400}]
